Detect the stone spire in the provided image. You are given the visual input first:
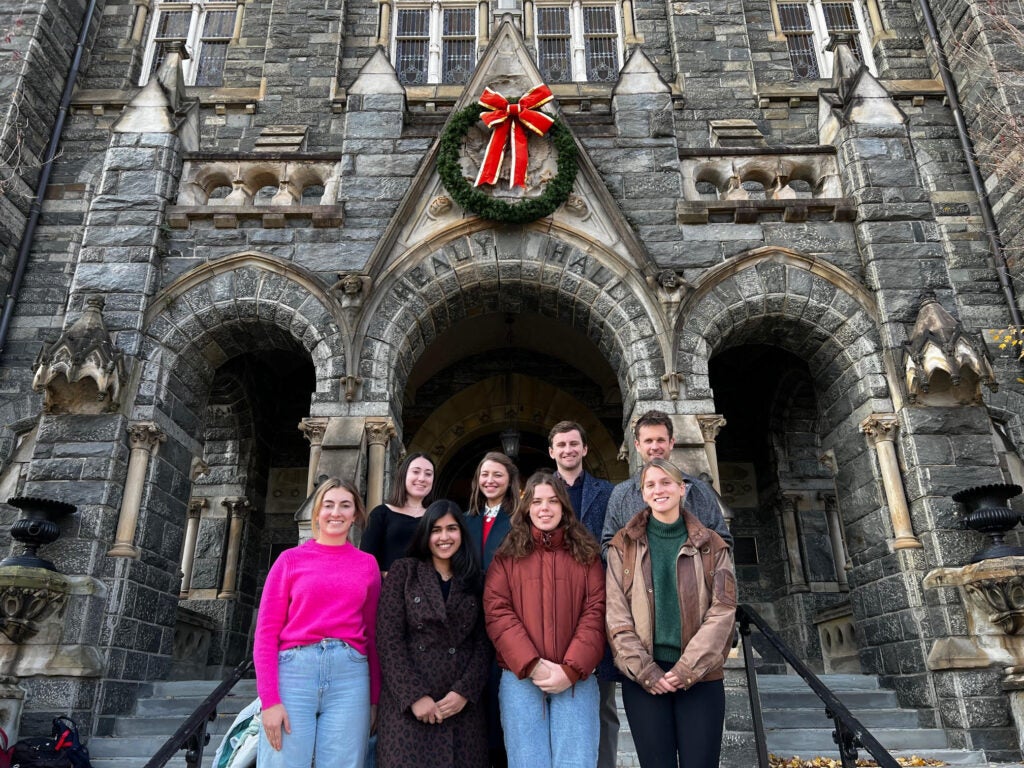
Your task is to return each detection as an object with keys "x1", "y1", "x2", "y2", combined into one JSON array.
[
  {"x1": 32, "y1": 296, "x2": 126, "y2": 413},
  {"x1": 903, "y1": 293, "x2": 997, "y2": 405}
]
